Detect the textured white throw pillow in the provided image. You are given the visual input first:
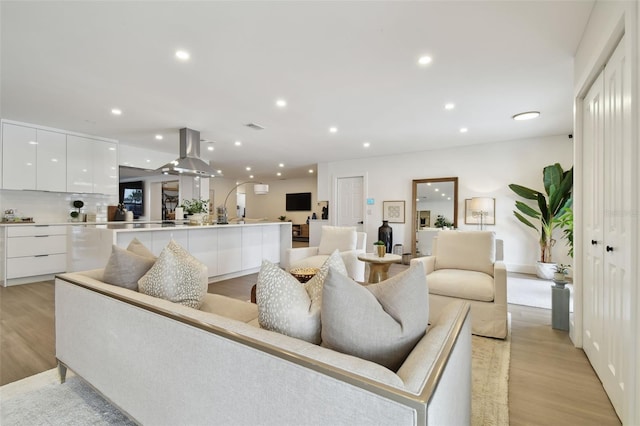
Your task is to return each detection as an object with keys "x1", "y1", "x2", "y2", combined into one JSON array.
[
  {"x1": 257, "y1": 250, "x2": 347, "y2": 344},
  {"x1": 317, "y1": 226, "x2": 357, "y2": 255},
  {"x1": 321, "y1": 264, "x2": 429, "y2": 371},
  {"x1": 138, "y1": 240, "x2": 208, "y2": 309}
]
